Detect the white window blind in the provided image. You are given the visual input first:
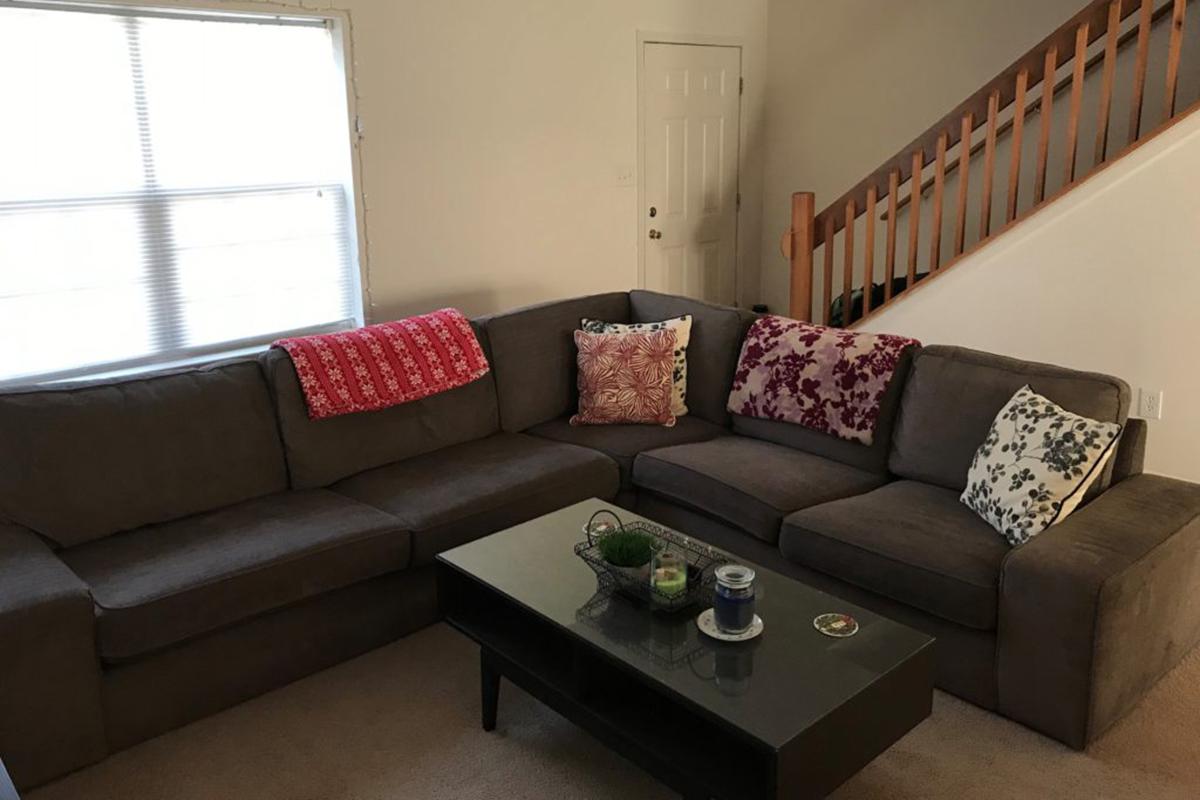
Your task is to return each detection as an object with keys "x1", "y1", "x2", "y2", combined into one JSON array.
[{"x1": 0, "y1": 2, "x2": 362, "y2": 386}]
